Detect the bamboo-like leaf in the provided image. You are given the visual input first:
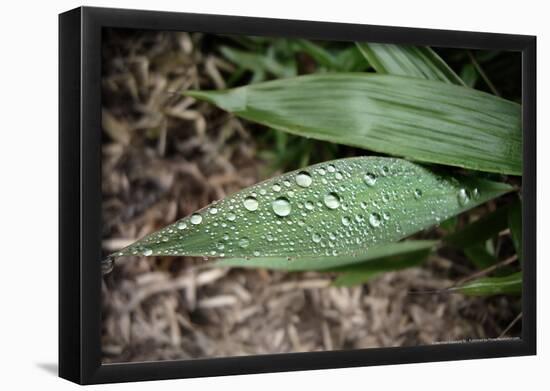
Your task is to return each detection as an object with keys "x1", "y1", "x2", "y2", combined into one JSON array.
[
  {"x1": 185, "y1": 73, "x2": 521, "y2": 175},
  {"x1": 331, "y1": 247, "x2": 431, "y2": 287},
  {"x1": 215, "y1": 240, "x2": 437, "y2": 271},
  {"x1": 356, "y1": 43, "x2": 465, "y2": 86},
  {"x1": 108, "y1": 157, "x2": 512, "y2": 262},
  {"x1": 454, "y1": 272, "x2": 522, "y2": 296},
  {"x1": 463, "y1": 243, "x2": 497, "y2": 269},
  {"x1": 444, "y1": 203, "x2": 512, "y2": 248},
  {"x1": 219, "y1": 46, "x2": 296, "y2": 79}
]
